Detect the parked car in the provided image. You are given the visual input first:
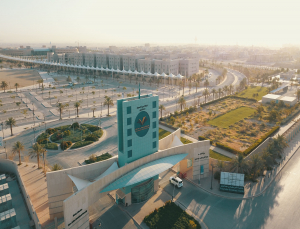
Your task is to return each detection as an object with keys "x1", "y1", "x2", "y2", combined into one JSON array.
[{"x1": 169, "y1": 176, "x2": 183, "y2": 188}]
